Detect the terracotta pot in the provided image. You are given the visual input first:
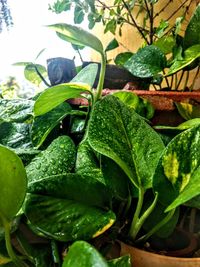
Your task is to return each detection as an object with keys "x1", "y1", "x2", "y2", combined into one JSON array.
[
  {"x1": 68, "y1": 88, "x2": 200, "y2": 126},
  {"x1": 120, "y1": 239, "x2": 200, "y2": 267}
]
